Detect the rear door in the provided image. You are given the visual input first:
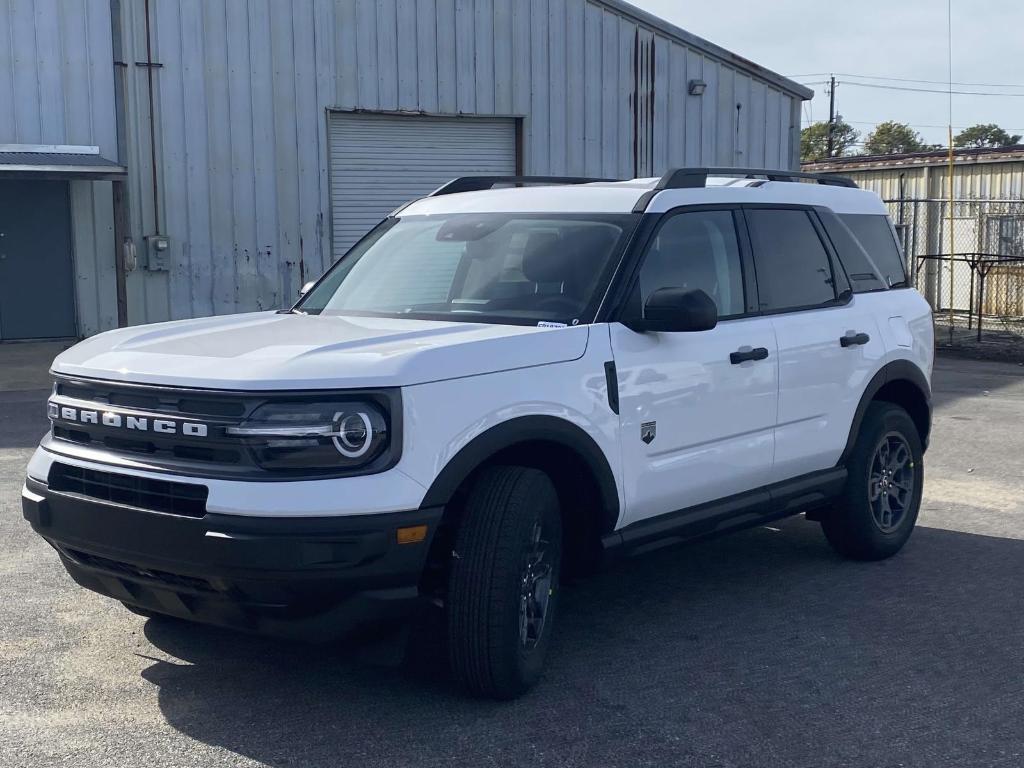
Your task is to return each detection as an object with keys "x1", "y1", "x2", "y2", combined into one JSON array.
[
  {"x1": 610, "y1": 208, "x2": 778, "y2": 526},
  {"x1": 745, "y1": 207, "x2": 885, "y2": 481}
]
